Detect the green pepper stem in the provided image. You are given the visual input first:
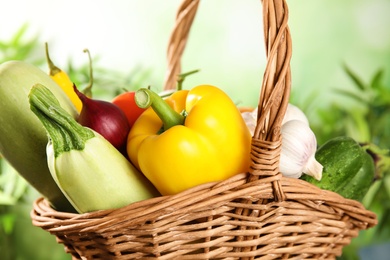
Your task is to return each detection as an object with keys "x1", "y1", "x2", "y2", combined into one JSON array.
[
  {"x1": 29, "y1": 84, "x2": 95, "y2": 157},
  {"x1": 135, "y1": 88, "x2": 185, "y2": 131}
]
